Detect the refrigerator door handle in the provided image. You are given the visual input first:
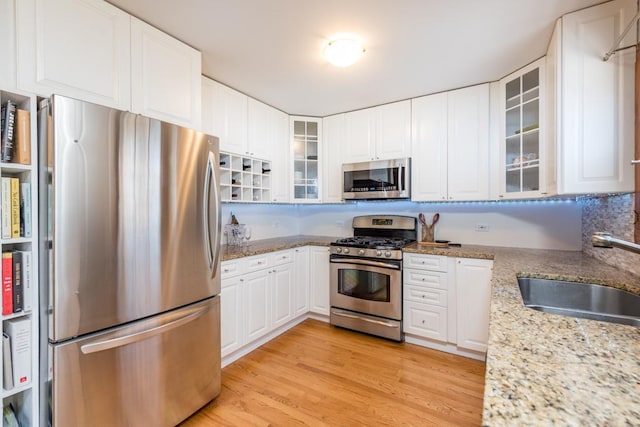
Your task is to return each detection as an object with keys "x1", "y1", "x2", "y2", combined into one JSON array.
[
  {"x1": 203, "y1": 151, "x2": 220, "y2": 277},
  {"x1": 80, "y1": 305, "x2": 210, "y2": 354}
]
